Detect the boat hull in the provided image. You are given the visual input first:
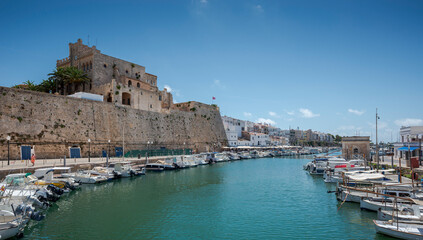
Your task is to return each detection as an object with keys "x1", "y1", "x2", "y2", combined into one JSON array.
[{"x1": 374, "y1": 220, "x2": 423, "y2": 240}]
